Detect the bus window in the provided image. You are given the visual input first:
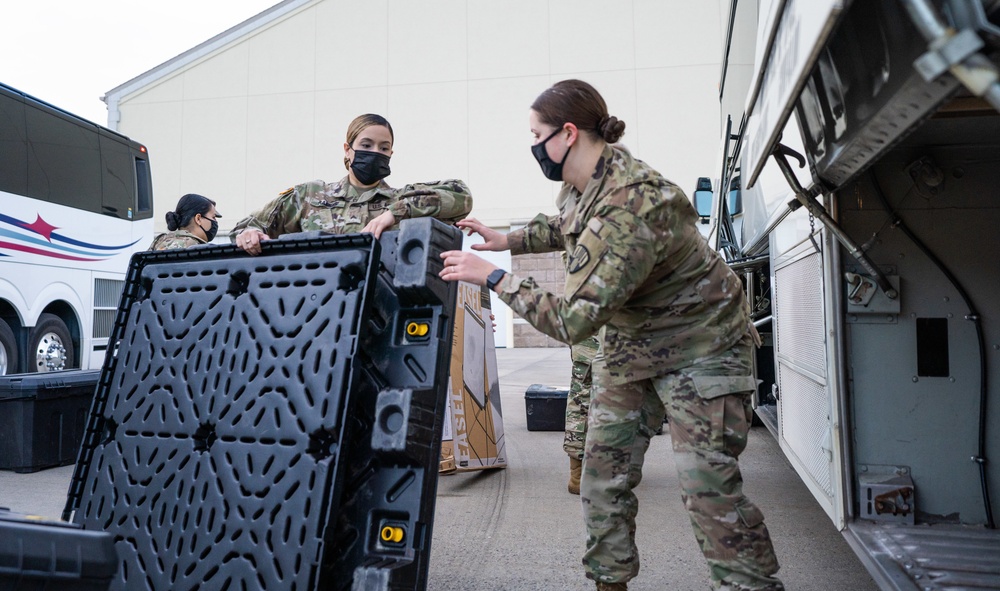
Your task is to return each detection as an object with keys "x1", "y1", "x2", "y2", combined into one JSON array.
[
  {"x1": 0, "y1": 88, "x2": 27, "y2": 196},
  {"x1": 100, "y1": 135, "x2": 133, "y2": 220},
  {"x1": 25, "y1": 103, "x2": 102, "y2": 212},
  {"x1": 135, "y1": 157, "x2": 152, "y2": 218}
]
